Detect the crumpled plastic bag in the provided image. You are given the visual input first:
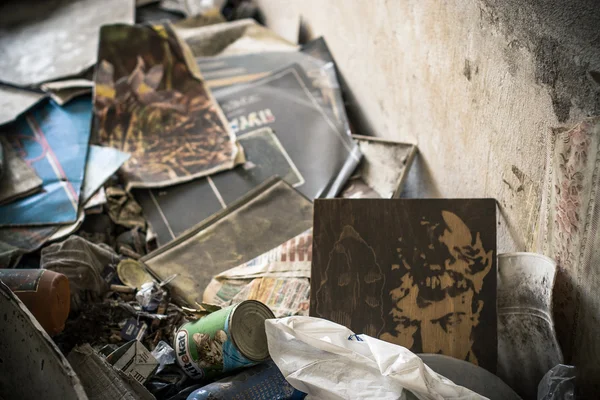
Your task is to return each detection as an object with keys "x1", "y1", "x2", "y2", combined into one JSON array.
[
  {"x1": 265, "y1": 316, "x2": 487, "y2": 400},
  {"x1": 537, "y1": 364, "x2": 575, "y2": 400},
  {"x1": 151, "y1": 341, "x2": 177, "y2": 374}
]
